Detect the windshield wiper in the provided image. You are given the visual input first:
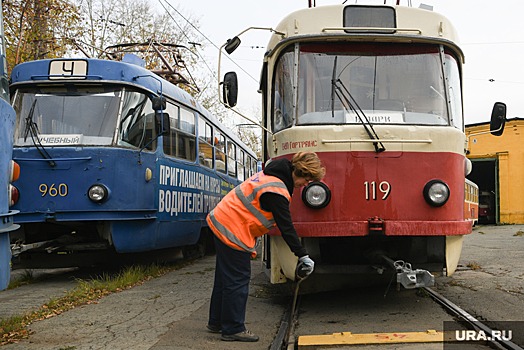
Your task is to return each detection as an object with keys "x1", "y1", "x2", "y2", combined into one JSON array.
[
  {"x1": 23, "y1": 100, "x2": 37, "y2": 141},
  {"x1": 23, "y1": 99, "x2": 56, "y2": 167},
  {"x1": 331, "y1": 57, "x2": 385, "y2": 153}
]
